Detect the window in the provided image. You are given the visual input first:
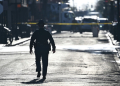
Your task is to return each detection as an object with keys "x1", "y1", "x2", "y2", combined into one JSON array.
[{"x1": 64, "y1": 13, "x2": 69, "y2": 18}]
